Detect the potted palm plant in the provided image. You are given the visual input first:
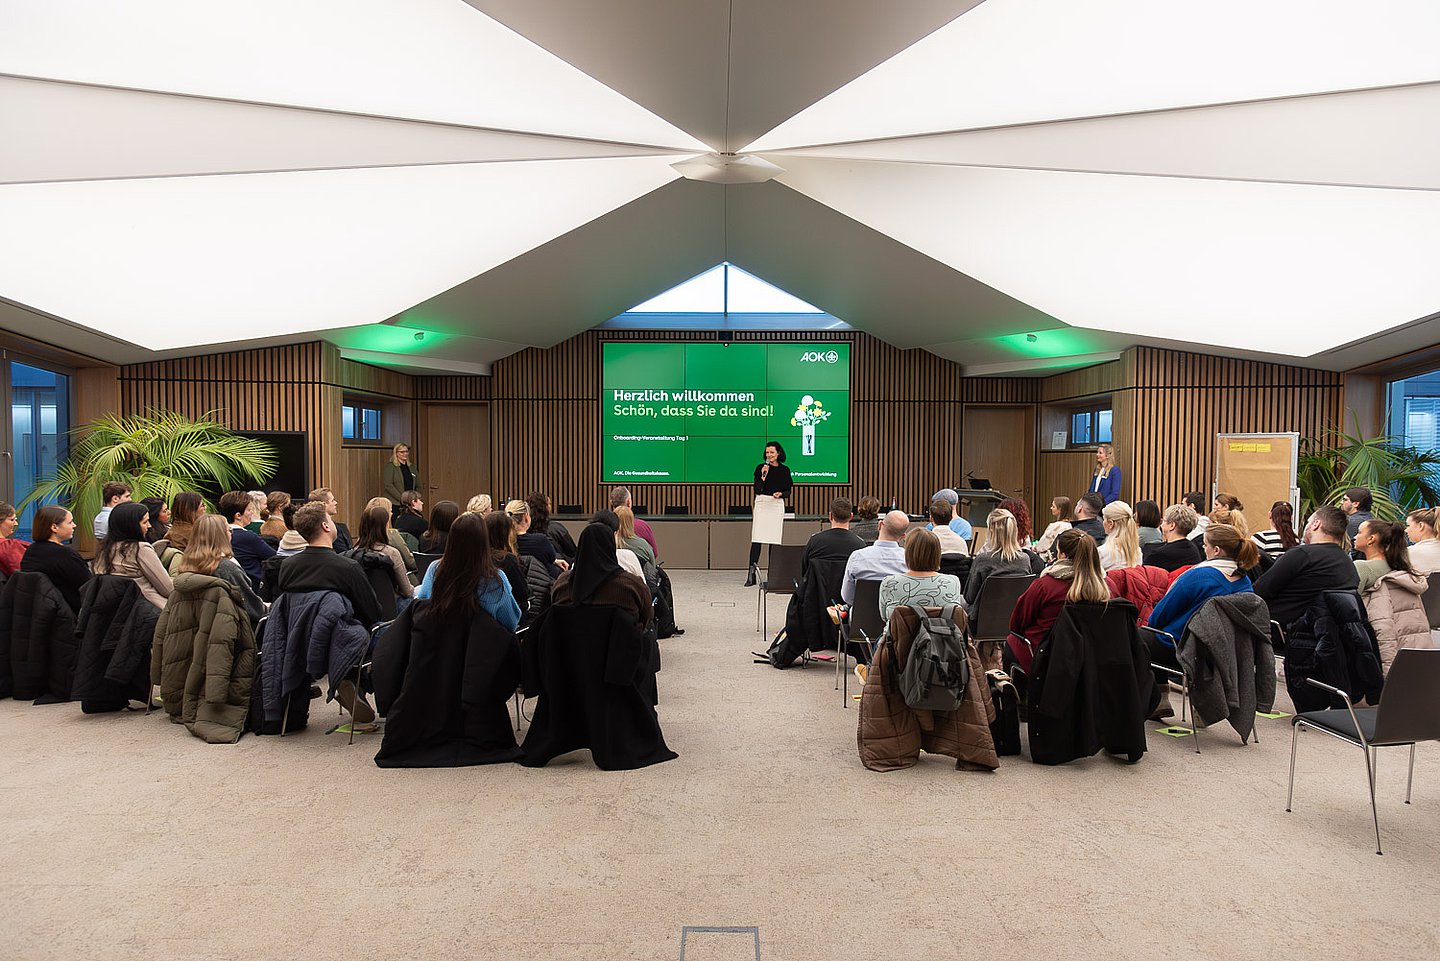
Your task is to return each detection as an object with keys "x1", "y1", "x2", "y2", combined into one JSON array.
[
  {"x1": 1297, "y1": 413, "x2": 1440, "y2": 520},
  {"x1": 20, "y1": 409, "x2": 278, "y2": 534}
]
